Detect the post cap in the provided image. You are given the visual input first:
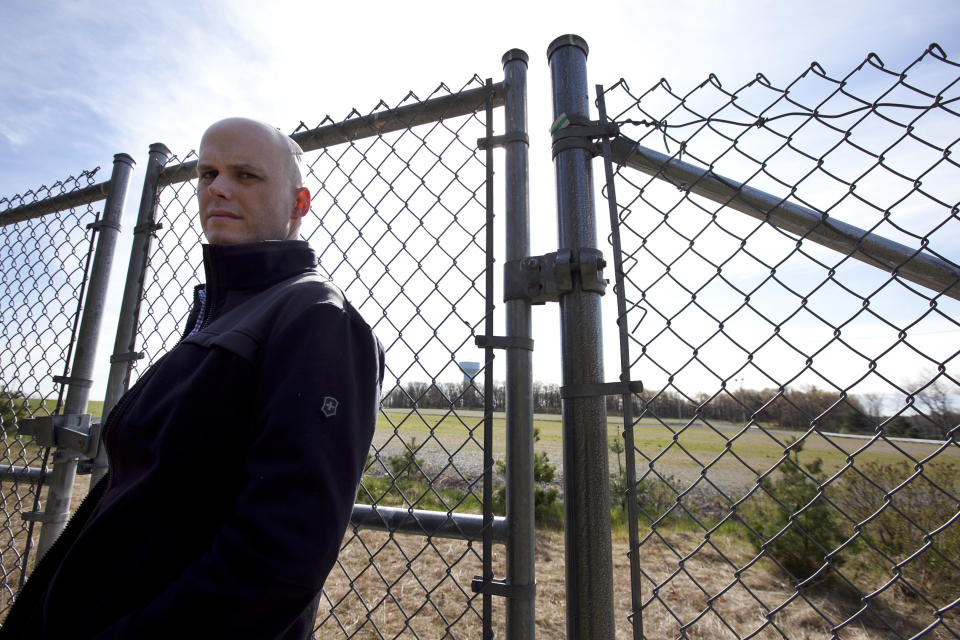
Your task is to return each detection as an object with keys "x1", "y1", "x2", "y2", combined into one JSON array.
[
  {"x1": 547, "y1": 34, "x2": 589, "y2": 61},
  {"x1": 502, "y1": 48, "x2": 529, "y2": 67},
  {"x1": 112, "y1": 153, "x2": 136, "y2": 167}
]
